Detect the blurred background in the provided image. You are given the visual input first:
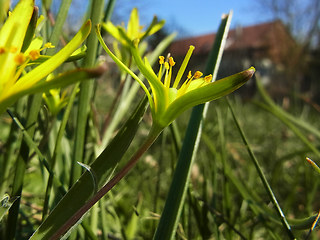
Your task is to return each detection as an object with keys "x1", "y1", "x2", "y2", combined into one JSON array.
[
  {"x1": 6, "y1": 1, "x2": 320, "y2": 239},
  {"x1": 13, "y1": 0, "x2": 320, "y2": 104}
]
